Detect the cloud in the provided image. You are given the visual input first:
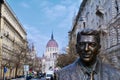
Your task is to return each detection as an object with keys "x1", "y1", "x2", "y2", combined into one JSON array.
[
  {"x1": 20, "y1": 0, "x2": 82, "y2": 57},
  {"x1": 20, "y1": 2, "x2": 30, "y2": 8},
  {"x1": 61, "y1": 0, "x2": 73, "y2": 5},
  {"x1": 24, "y1": 24, "x2": 48, "y2": 41},
  {"x1": 24, "y1": 24, "x2": 49, "y2": 56},
  {"x1": 43, "y1": 4, "x2": 66, "y2": 20},
  {"x1": 39, "y1": 1, "x2": 51, "y2": 8},
  {"x1": 46, "y1": 0, "x2": 80, "y2": 29}
]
